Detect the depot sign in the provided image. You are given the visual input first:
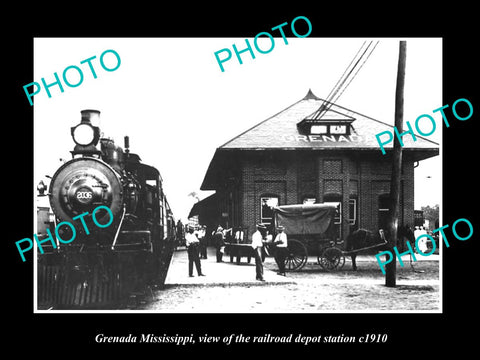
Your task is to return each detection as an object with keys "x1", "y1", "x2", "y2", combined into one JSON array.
[{"x1": 282, "y1": 134, "x2": 366, "y2": 143}]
